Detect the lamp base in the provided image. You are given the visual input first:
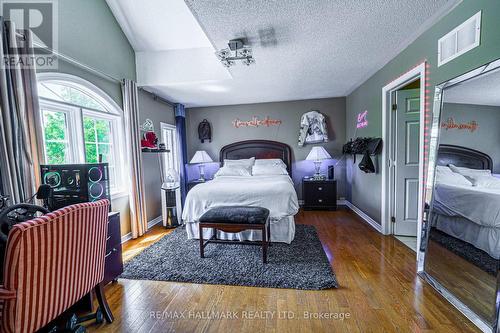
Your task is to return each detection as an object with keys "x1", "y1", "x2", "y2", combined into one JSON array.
[
  {"x1": 198, "y1": 164, "x2": 206, "y2": 182},
  {"x1": 312, "y1": 160, "x2": 325, "y2": 180}
]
